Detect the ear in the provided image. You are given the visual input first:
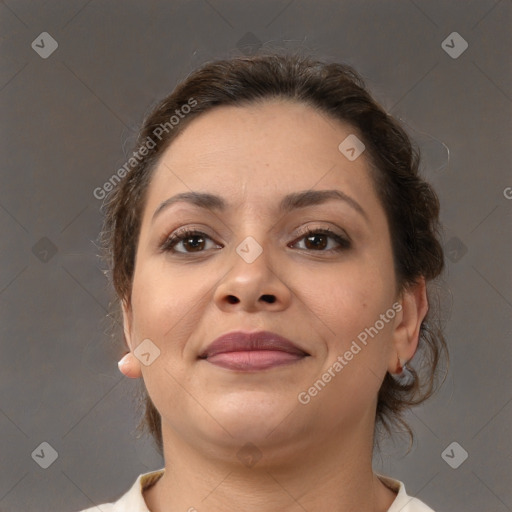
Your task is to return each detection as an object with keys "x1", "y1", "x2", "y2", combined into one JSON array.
[
  {"x1": 388, "y1": 277, "x2": 429, "y2": 373},
  {"x1": 121, "y1": 297, "x2": 134, "y2": 351},
  {"x1": 119, "y1": 297, "x2": 142, "y2": 379}
]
